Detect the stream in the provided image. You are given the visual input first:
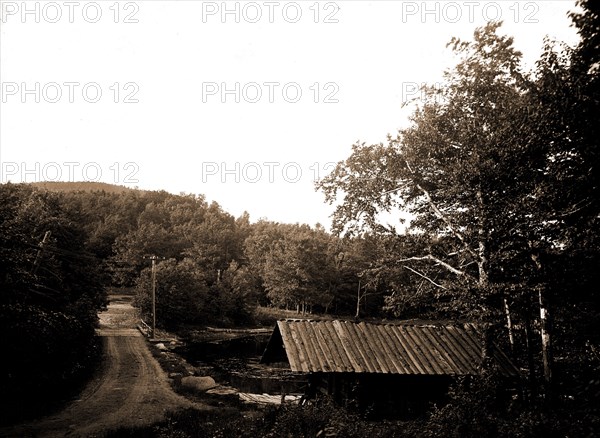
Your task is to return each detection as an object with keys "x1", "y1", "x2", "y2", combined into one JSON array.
[{"x1": 175, "y1": 332, "x2": 307, "y2": 395}]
